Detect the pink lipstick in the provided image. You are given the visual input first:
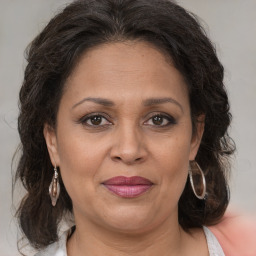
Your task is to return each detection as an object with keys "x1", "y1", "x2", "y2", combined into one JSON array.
[{"x1": 102, "y1": 176, "x2": 153, "y2": 198}]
